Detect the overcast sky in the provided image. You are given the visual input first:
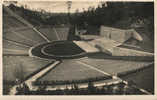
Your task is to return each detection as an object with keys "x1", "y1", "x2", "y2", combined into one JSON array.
[{"x1": 15, "y1": 1, "x2": 101, "y2": 13}]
